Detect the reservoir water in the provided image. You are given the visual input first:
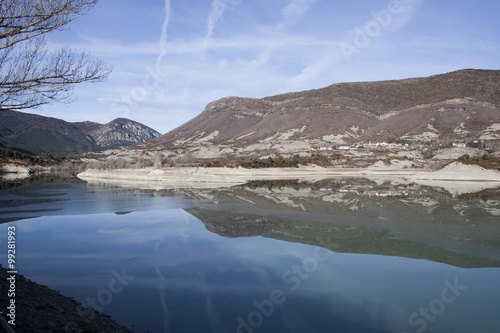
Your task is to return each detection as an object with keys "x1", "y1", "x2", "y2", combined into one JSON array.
[{"x1": 1, "y1": 178, "x2": 499, "y2": 333}]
